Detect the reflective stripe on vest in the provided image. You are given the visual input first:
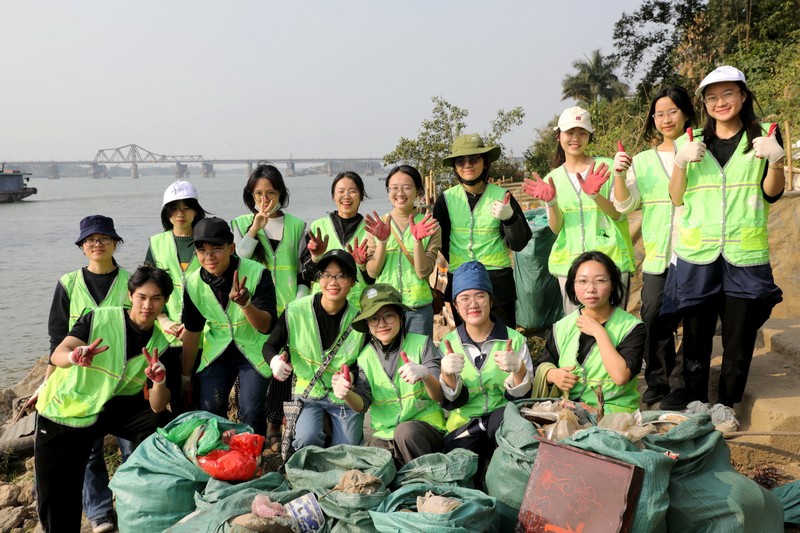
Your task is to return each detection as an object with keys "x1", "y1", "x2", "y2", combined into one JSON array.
[
  {"x1": 547, "y1": 158, "x2": 635, "y2": 276},
  {"x1": 59, "y1": 268, "x2": 131, "y2": 329},
  {"x1": 376, "y1": 213, "x2": 433, "y2": 308},
  {"x1": 674, "y1": 125, "x2": 771, "y2": 266},
  {"x1": 553, "y1": 307, "x2": 641, "y2": 413},
  {"x1": 632, "y1": 149, "x2": 675, "y2": 274},
  {"x1": 309, "y1": 215, "x2": 368, "y2": 307},
  {"x1": 443, "y1": 183, "x2": 511, "y2": 271},
  {"x1": 357, "y1": 333, "x2": 445, "y2": 439}
]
